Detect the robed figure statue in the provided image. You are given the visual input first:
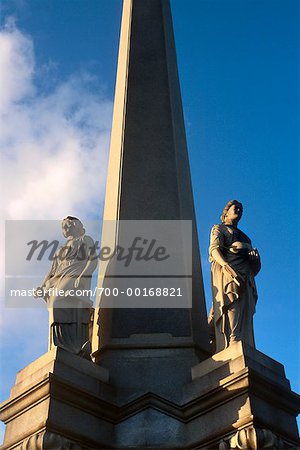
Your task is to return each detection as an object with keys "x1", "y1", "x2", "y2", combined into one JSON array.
[
  {"x1": 208, "y1": 200, "x2": 261, "y2": 352},
  {"x1": 35, "y1": 216, "x2": 97, "y2": 358}
]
